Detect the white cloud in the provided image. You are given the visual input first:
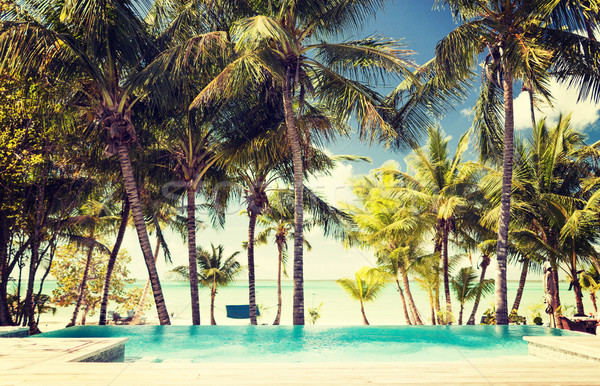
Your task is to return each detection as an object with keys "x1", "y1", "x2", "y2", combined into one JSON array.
[
  {"x1": 460, "y1": 108, "x2": 472, "y2": 117},
  {"x1": 514, "y1": 79, "x2": 600, "y2": 132},
  {"x1": 306, "y1": 160, "x2": 357, "y2": 208}
]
